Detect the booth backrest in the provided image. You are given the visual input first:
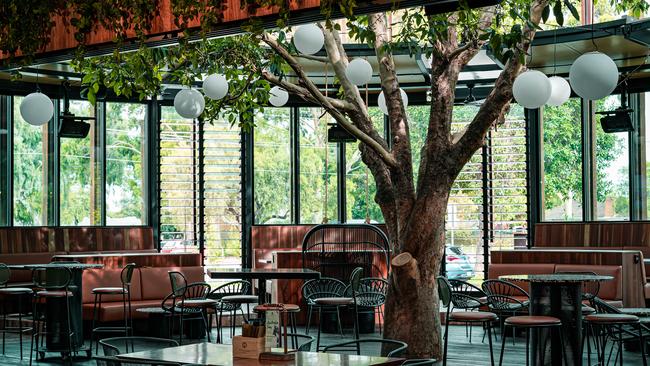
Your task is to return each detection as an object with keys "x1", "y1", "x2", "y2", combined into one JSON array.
[
  {"x1": 554, "y1": 264, "x2": 622, "y2": 300},
  {"x1": 487, "y1": 263, "x2": 555, "y2": 293},
  {"x1": 139, "y1": 266, "x2": 204, "y2": 301},
  {"x1": 81, "y1": 268, "x2": 143, "y2": 303}
]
